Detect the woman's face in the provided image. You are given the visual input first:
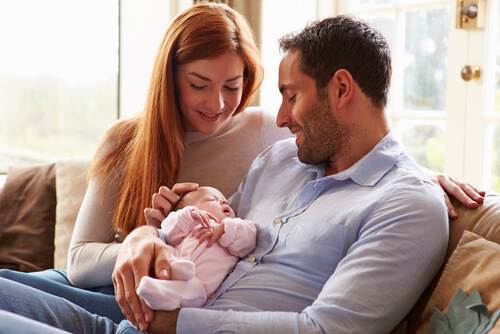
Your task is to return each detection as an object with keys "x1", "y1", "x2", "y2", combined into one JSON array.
[{"x1": 176, "y1": 53, "x2": 245, "y2": 134}]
